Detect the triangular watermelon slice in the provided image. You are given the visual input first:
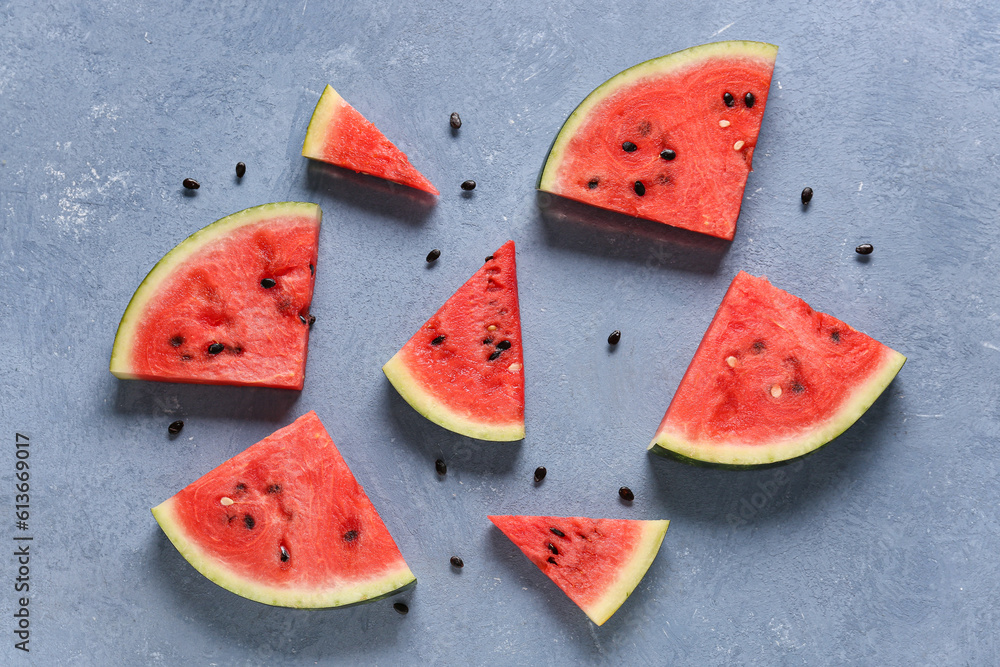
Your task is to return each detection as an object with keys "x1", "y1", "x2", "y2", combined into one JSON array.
[
  {"x1": 302, "y1": 84, "x2": 439, "y2": 195},
  {"x1": 489, "y1": 515, "x2": 669, "y2": 626},
  {"x1": 110, "y1": 202, "x2": 321, "y2": 390},
  {"x1": 152, "y1": 411, "x2": 416, "y2": 608},
  {"x1": 649, "y1": 272, "x2": 907, "y2": 466},
  {"x1": 538, "y1": 41, "x2": 777, "y2": 240},
  {"x1": 383, "y1": 241, "x2": 525, "y2": 441}
]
